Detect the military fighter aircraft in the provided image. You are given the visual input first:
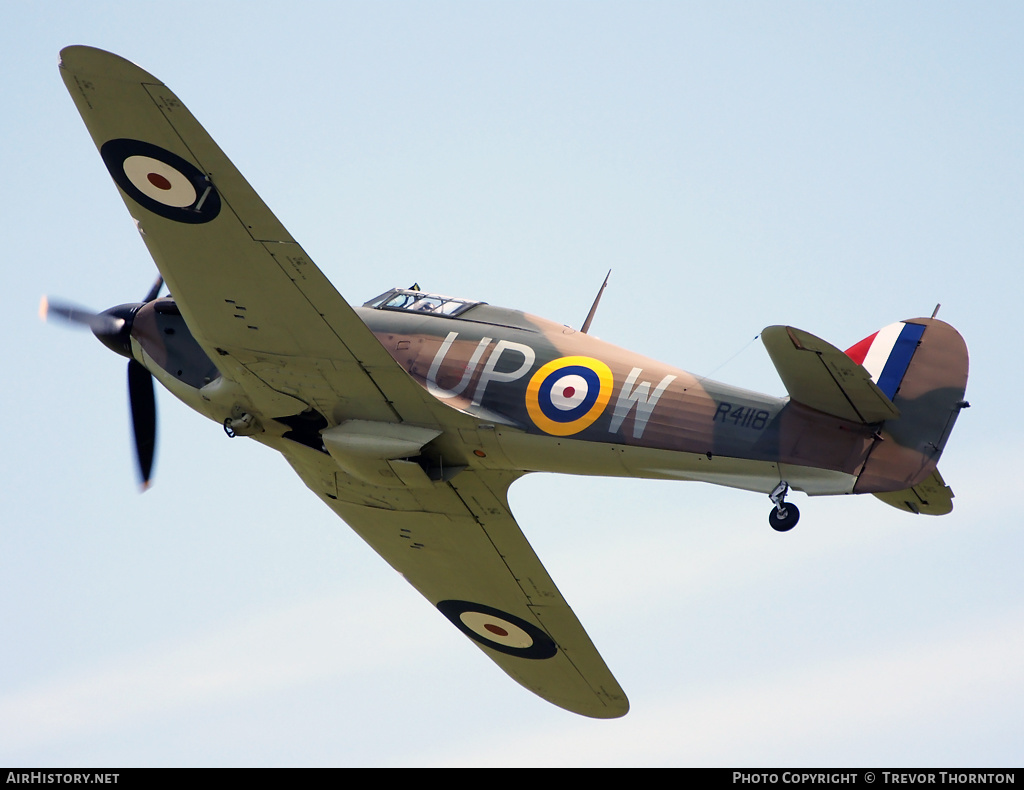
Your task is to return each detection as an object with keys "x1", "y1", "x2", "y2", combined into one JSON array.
[{"x1": 45, "y1": 46, "x2": 969, "y2": 719}]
